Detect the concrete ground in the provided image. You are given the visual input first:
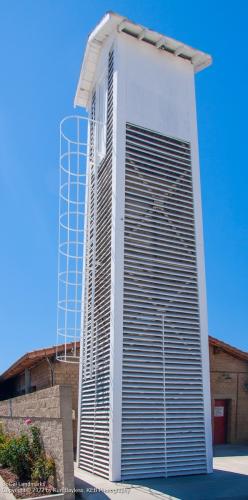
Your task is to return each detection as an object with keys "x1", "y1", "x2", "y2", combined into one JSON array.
[
  {"x1": 74, "y1": 445, "x2": 248, "y2": 500},
  {"x1": 0, "y1": 474, "x2": 16, "y2": 500}
]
